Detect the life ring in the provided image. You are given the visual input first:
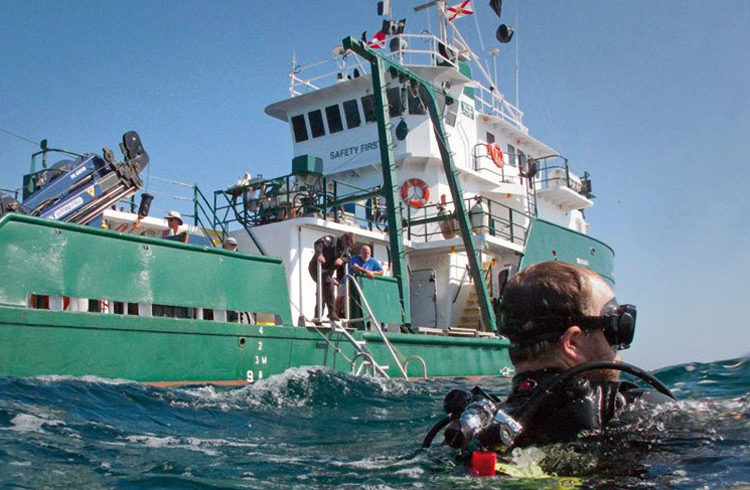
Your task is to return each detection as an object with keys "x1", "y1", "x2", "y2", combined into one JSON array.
[
  {"x1": 400, "y1": 178, "x2": 431, "y2": 208},
  {"x1": 486, "y1": 142, "x2": 504, "y2": 168}
]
